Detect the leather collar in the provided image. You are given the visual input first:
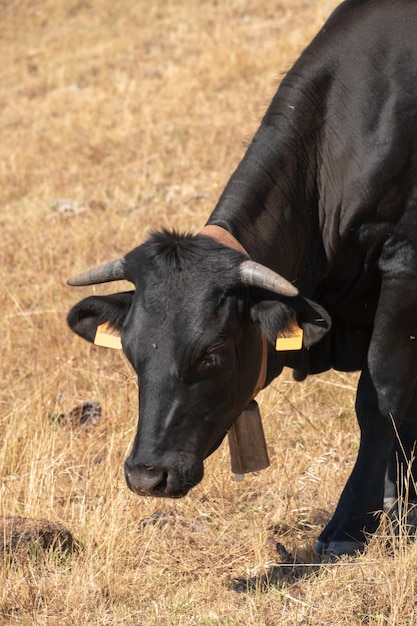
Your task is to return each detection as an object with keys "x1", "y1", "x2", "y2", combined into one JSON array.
[{"x1": 200, "y1": 224, "x2": 268, "y2": 397}]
